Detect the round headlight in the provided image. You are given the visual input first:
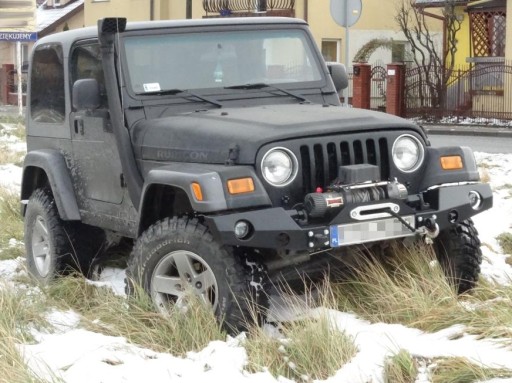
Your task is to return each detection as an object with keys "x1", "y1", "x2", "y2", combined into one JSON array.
[
  {"x1": 392, "y1": 134, "x2": 424, "y2": 172},
  {"x1": 261, "y1": 147, "x2": 298, "y2": 187}
]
